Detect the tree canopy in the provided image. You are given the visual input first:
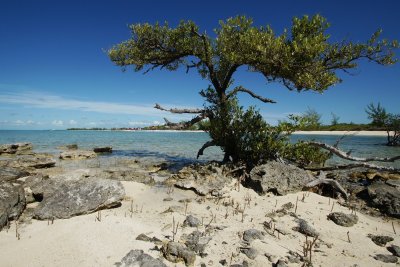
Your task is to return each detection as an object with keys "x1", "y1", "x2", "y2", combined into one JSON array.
[{"x1": 109, "y1": 15, "x2": 398, "y2": 165}]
